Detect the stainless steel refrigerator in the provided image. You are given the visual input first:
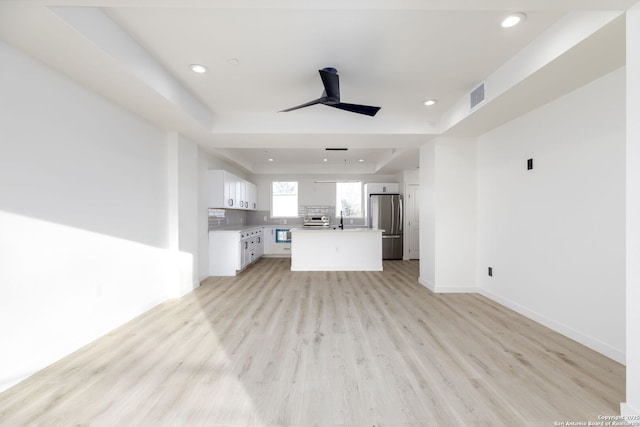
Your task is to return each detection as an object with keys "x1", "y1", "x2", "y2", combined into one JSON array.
[{"x1": 369, "y1": 193, "x2": 403, "y2": 260}]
